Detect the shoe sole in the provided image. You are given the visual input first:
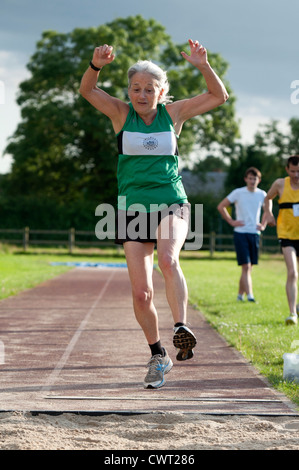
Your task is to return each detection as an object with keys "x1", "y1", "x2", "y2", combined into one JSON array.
[
  {"x1": 285, "y1": 318, "x2": 298, "y2": 325},
  {"x1": 173, "y1": 327, "x2": 197, "y2": 361},
  {"x1": 144, "y1": 358, "x2": 173, "y2": 389}
]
